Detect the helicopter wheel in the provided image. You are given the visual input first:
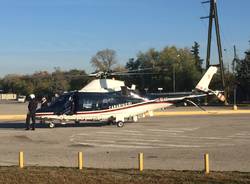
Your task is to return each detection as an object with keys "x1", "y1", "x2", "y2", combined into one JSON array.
[
  {"x1": 116, "y1": 121, "x2": 124, "y2": 128},
  {"x1": 40, "y1": 120, "x2": 45, "y2": 124},
  {"x1": 49, "y1": 122, "x2": 55, "y2": 128}
]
